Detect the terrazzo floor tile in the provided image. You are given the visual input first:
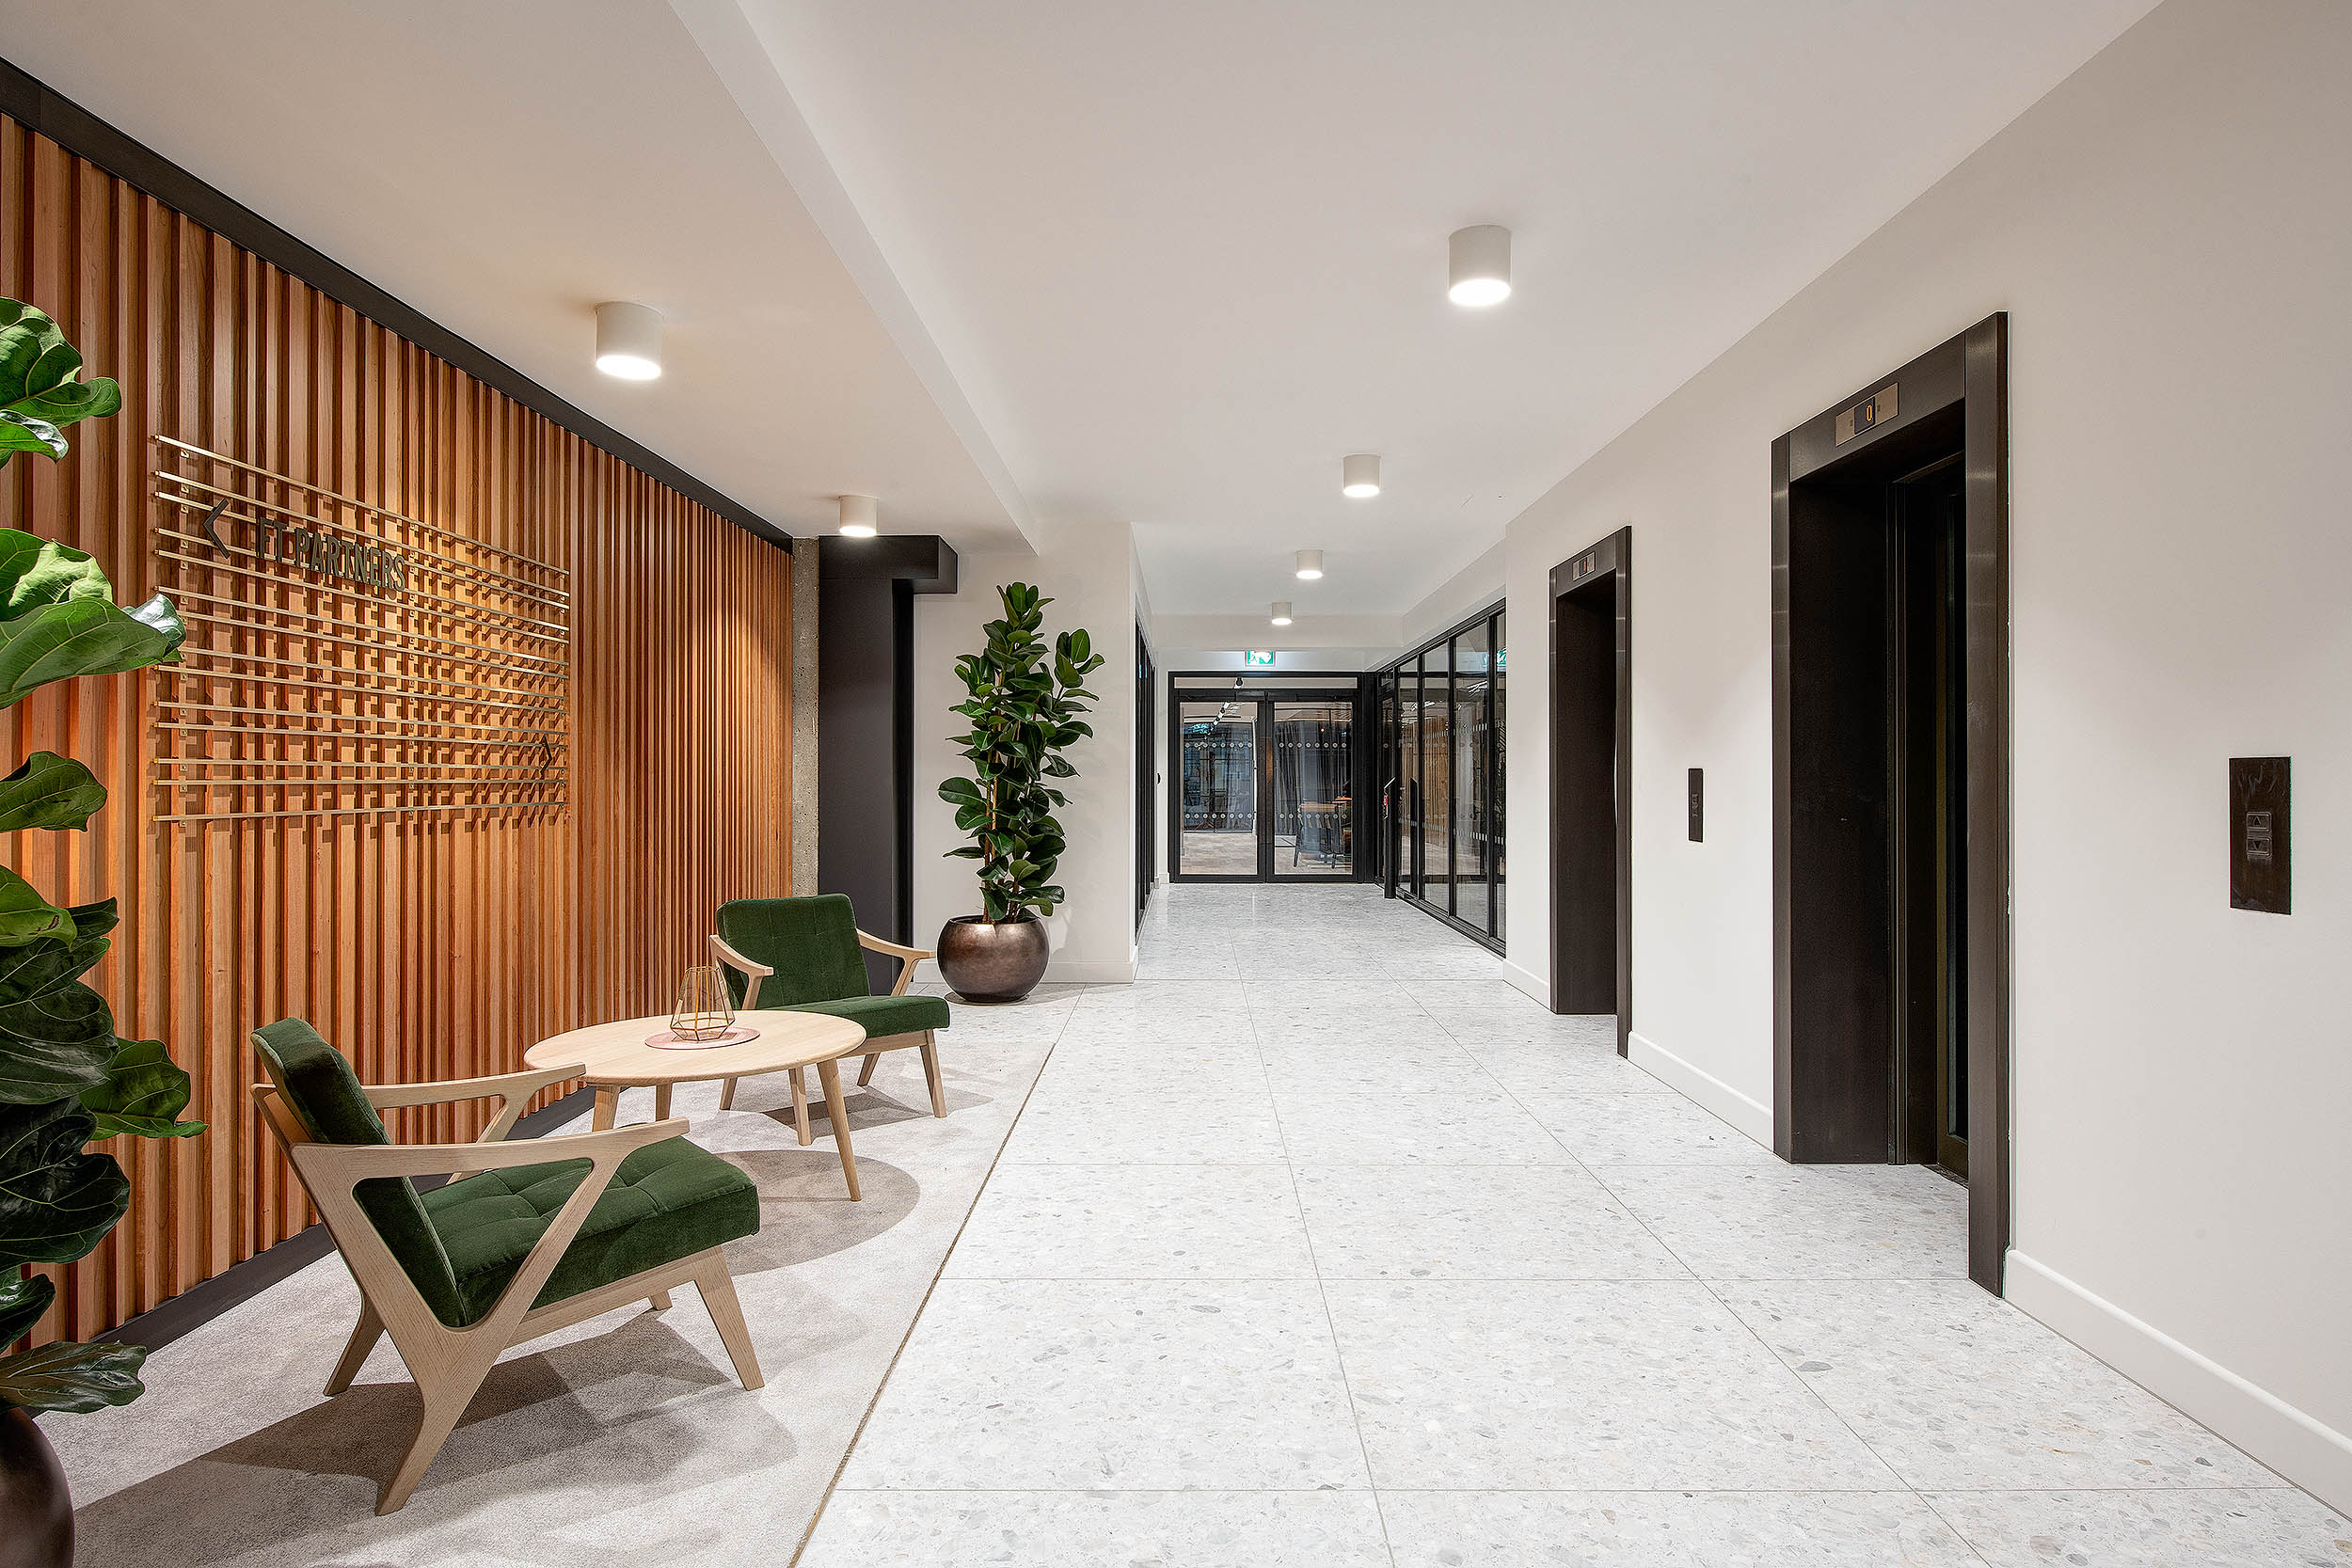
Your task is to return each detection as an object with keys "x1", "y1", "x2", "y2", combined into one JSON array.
[
  {"x1": 1323, "y1": 1277, "x2": 1901, "y2": 1490},
  {"x1": 1450, "y1": 1039, "x2": 1671, "y2": 1093},
  {"x1": 1049, "y1": 1009, "x2": 1262, "y2": 1043},
  {"x1": 1600, "y1": 1163, "x2": 1970, "y2": 1278},
  {"x1": 998, "y1": 1078, "x2": 1288, "y2": 1163},
  {"x1": 1379, "y1": 1489, "x2": 1983, "y2": 1566},
  {"x1": 1923, "y1": 1488, "x2": 2351, "y2": 1568},
  {"x1": 1514, "y1": 1085, "x2": 1779, "y2": 1164},
  {"x1": 943, "y1": 1162, "x2": 1317, "y2": 1280},
  {"x1": 836, "y1": 1279, "x2": 1371, "y2": 1491},
  {"x1": 1724, "y1": 1279, "x2": 2282, "y2": 1490},
  {"x1": 1292, "y1": 1162, "x2": 1689, "y2": 1279},
  {"x1": 803, "y1": 1489, "x2": 1395, "y2": 1567},
  {"x1": 1256, "y1": 1040, "x2": 1488, "y2": 1098},
  {"x1": 1270, "y1": 1086, "x2": 1579, "y2": 1164},
  {"x1": 1426, "y1": 1006, "x2": 1624, "y2": 1046}
]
